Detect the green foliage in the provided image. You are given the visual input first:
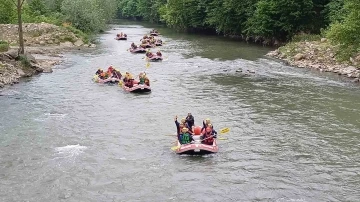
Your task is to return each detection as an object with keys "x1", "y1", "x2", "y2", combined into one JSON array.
[
  {"x1": 29, "y1": 0, "x2": 48, "y2": 15},
  {"x1": 326, "y1": 0, "x2": 360, "y2": 61},
  {"x1": 19, "y1": 55, "x2": 31, "y2": 67},
  {"x1": 61, "y1": 0, "x2": 117, "y2": 33},
  {"x1": 0, "y1": 0, "x2": 16, "y2": 24},
  {"x1": 159, "y1": 0, "x2": 209, "y2": 30},
  {"x1": 0, "y1": 41, "x2": 9, "y2": 52},
  {"x1": 325, "y1": 0, "x2": 346, "y2": 23},
  {"x1": 245, "y1": 0, "x2": 314, "y2": 40}
]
